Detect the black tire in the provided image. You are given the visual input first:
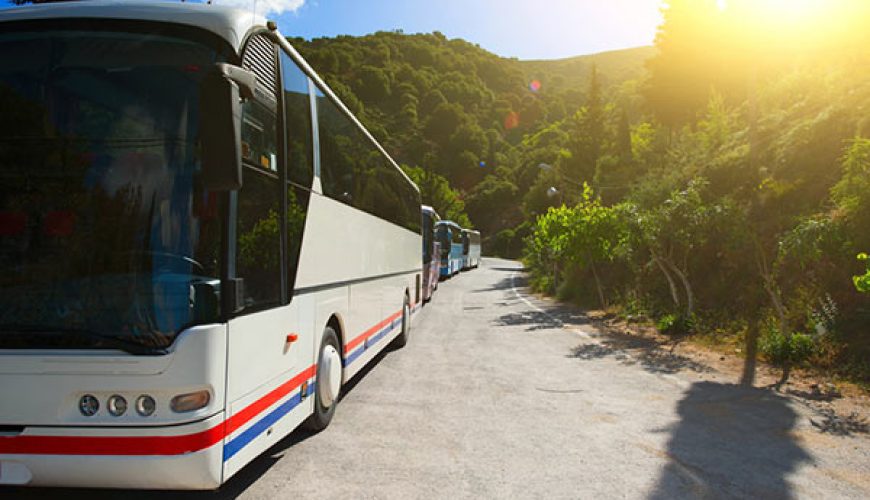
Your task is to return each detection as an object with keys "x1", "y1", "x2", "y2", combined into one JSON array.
[
  {"x1": 302, "y1": 326, "x2": 341, "y2": 432},
  {"x1": 391, "y1": 296, "x2": 411, "y2": 349}
]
